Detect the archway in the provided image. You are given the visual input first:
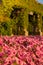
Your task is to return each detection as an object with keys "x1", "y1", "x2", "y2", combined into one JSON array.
[
  {"x1": 10, "y1": 7, "x2": 24, "y2": 35},
  {"x1": 28, "y1": 12, "x2": 40, "y2": 35}
]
